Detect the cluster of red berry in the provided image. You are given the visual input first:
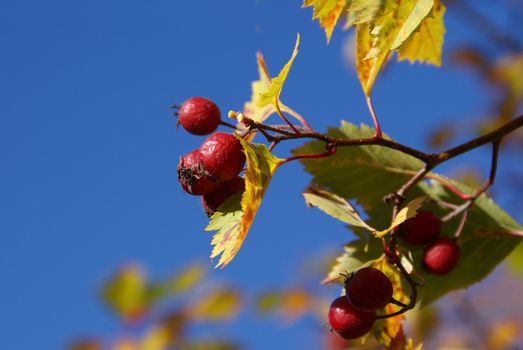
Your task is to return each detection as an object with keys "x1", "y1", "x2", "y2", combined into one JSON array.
[
  {"x1": 328, "y1": 267, "x2": 392, "y2": 339},
  {"x1": 328, "y1": 211, "x2": 462, "y2": 340},
  {"x1": 399, "y1": 211, "x2": 461, "y2": 275},
  {"x1": 175, "y1": 97, "x2": 246, "y2": 216}
]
